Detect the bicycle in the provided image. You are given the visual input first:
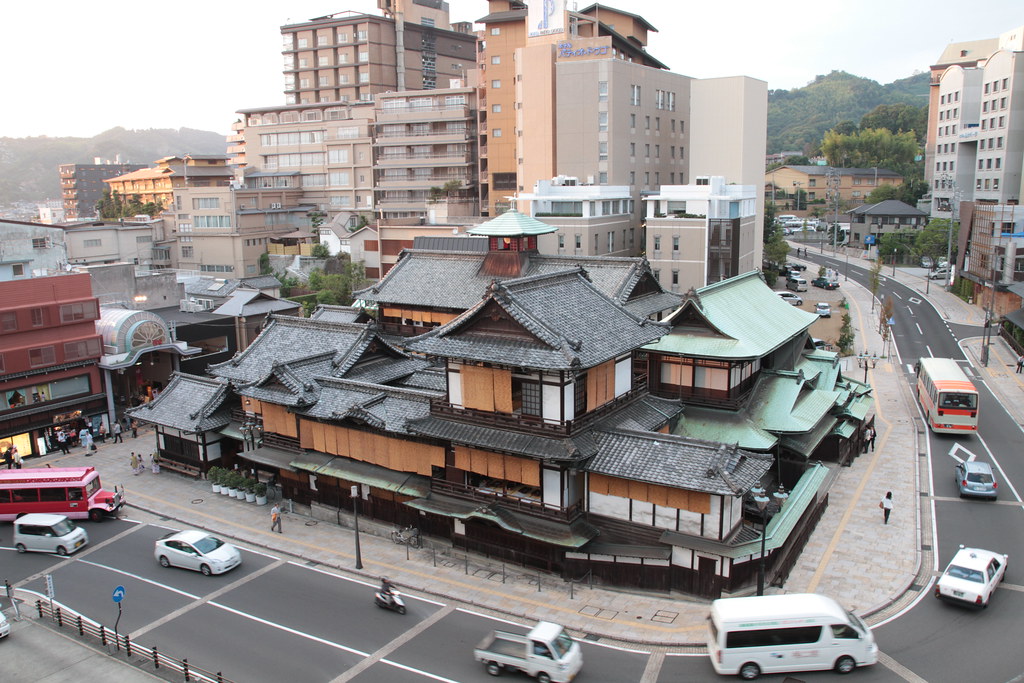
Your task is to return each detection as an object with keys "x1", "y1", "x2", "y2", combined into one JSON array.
[{"x1": 391, "y1": 525, "x2": 421, "y2": 549}]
